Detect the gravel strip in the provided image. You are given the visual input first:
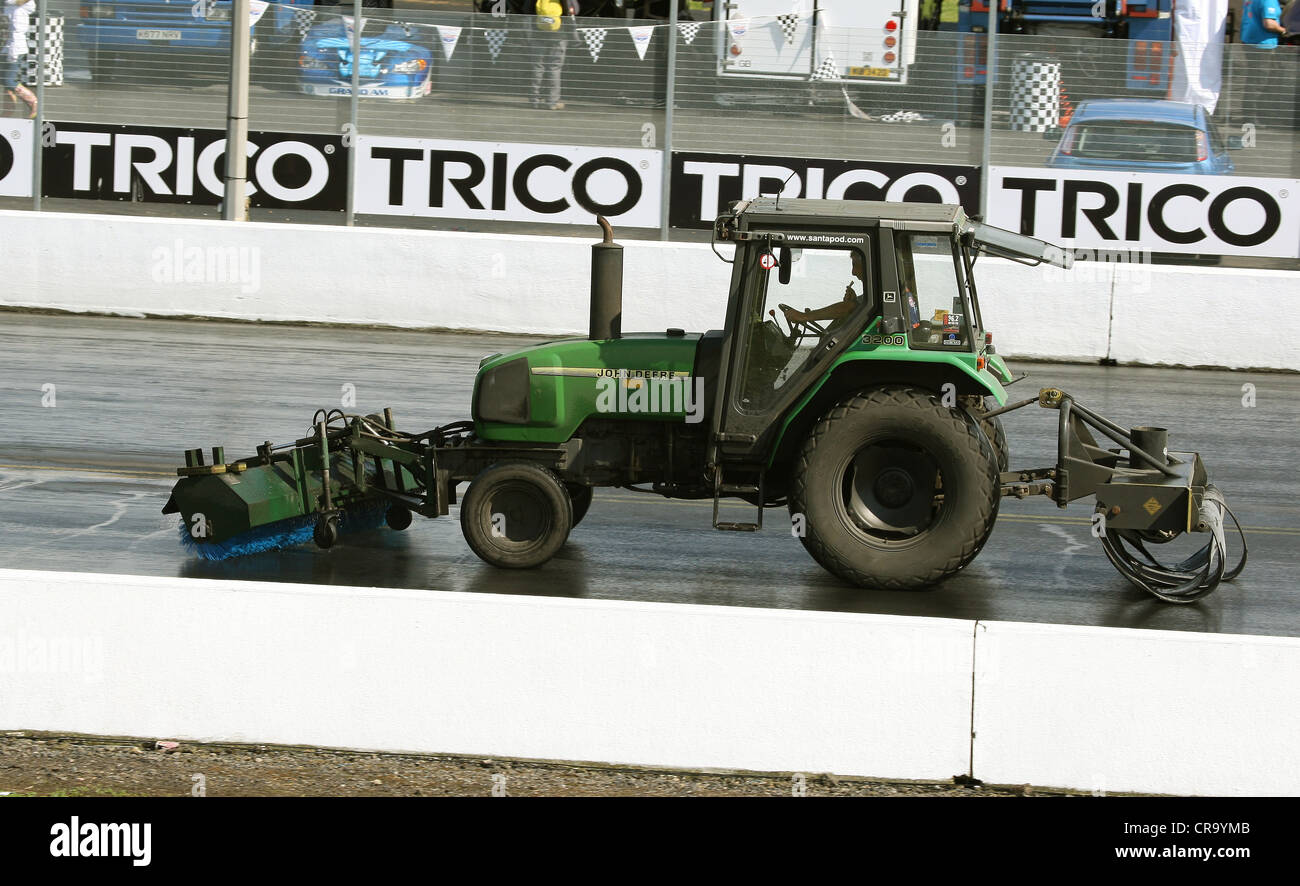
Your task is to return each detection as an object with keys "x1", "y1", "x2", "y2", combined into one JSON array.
[{"x1": 0, "y1": 731, "x2": 1087, "y2": 798}]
